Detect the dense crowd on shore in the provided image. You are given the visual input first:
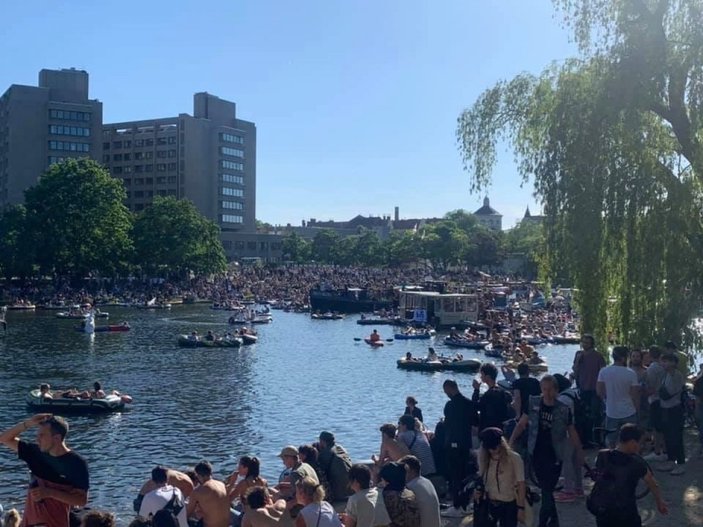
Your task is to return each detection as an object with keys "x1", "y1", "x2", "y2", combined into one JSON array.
[{"x1": 1, "y1": 335, "x2": 702, "y2": 527}]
